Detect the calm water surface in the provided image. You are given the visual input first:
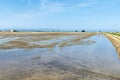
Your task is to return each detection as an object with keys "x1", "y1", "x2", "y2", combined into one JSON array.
[{"x1": 0, "y1": 34, "x2": 120, "y2": 77}]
